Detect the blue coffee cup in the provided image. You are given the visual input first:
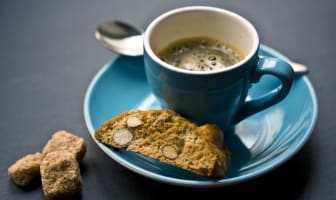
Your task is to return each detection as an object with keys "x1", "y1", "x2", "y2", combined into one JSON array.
[{"x1": 143, "y1": 6, "x2": 294, "y2": 132}]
